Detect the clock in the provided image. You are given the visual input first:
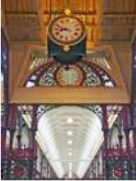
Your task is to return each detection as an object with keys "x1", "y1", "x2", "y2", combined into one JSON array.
[
  {"x1": 55, "y1": 65, "x2": 84, "y2": 86},
  {"x1": 48, "y1": 15, "x2": 86, "y2": 46},
  {"x1": 47, "y1": 14, "x2": 87, "y2": 64}
]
